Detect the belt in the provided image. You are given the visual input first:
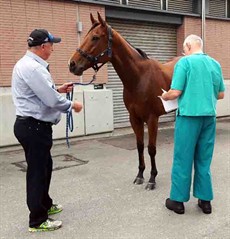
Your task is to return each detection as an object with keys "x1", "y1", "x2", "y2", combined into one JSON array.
[{"x1": 16, "y1": 116, "x2": 53, "y2": 126}]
